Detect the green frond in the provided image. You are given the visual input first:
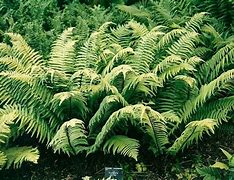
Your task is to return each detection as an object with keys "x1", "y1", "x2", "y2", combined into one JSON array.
[
  {"x1": 193, "y1": 96, "x2": 234, "y2": 123},
  {"x1": 48, "y1": 28, "x2": 76, "y2": 75},
  {"x1": 15, "y1": 105, "x2": 53, "y2": 143},
  {"x1": 185, "y1": 12, "x2": 207, "y2": 32},
  {"x1": 174, "y1": 75, "x2": 197, "y2": 88},
  {"x1": 167, "y1": 32, "x2": 200, "y2": 59},
  {"x1": 122, "y1": 73, "x2": 162, "y2": 100},
  {"x1": 168, "y1": 119, "x2": 218, "y2": 155},
  {"x1": 49, "y1": 119, "x2": 88, "y2": 155},
  {"x1": 104, "y1": 65, "x2": 134, "y2": 83},
  {"x1": 153, "y1": 55, "x2": 183, "y2": 74},
  {"x1": 51, "y1": 91, "x2": 87, "y2": 119},
  {"x1": 180, "y1": 69, "x2": 234, "y2": 121},
  {"x1": 5, "y1": 33, "x2": 44, "y2": 68},
  {"x1": 89, "y1": 105, "x2": 168, "y2": 156},
  {"x1": 127, "y1": 21, "x2": 149, "y2": 38},
  {"x1": 0, "y1": 152, "x2": 7, "y2": 169},
  {"x1": 0, "y1": 106, "x2": 17, "y2": 144},
  {"x1": 76, "y1": 32, "x2": 100, "y2": 70},
  {"x1": 102, "y1": 47, "x2": 134, "y2": 75},
  {"x1": 198, "y1": 42, "x2": 234, "y2": 84},
  {"x1": 89, "y1": 94, "x2": 128, "y2": 134},
  {"x1": 220, "y1": 148, "x2": 233, "y2": 161},
  {"x1": 196, "y1": 166, "x2": 221, "y2": 179},
  {"x1": 162, "y1": 111, "x2": 181, "y2": 135},
  {"x1": 146, "y1": 108, "x2": 169, "y2": 155},
  {"x1": 110, "y1": 24, "x2": 133, "y2": 48},
  {"x1": 117, "y1": 5, "x2": 151, "y2": 18},
  {"x1": 52, "y1": 91, "x2": 85, "y2": 106},
  {"x1": 130, "y1": 30, "x2": 164, "y2": 73},
  {"x1": 155, "y1": 28, "x2": 187, "y2": 51},
  {"x1": 71, "y1": 68, "x2": 100, "y2": 88},
  {"x1": 3, "y1": 146, "x2": 39, "y2": 169},
  {"x1": 0, "y1": 56, "x2": 25, "y2": 72},
  {"x1": 103, "y1": 135, "x2": 140, "y2": 160},
  {"x1": 155, "y1": 80, "x2": 194, "y2": 113},
  {"x1": 0, "y1": 71, "x2": 33, "y2": 84},
  {"x1": 158, "y1": 63, "x2": 195, "y2": 83}
]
